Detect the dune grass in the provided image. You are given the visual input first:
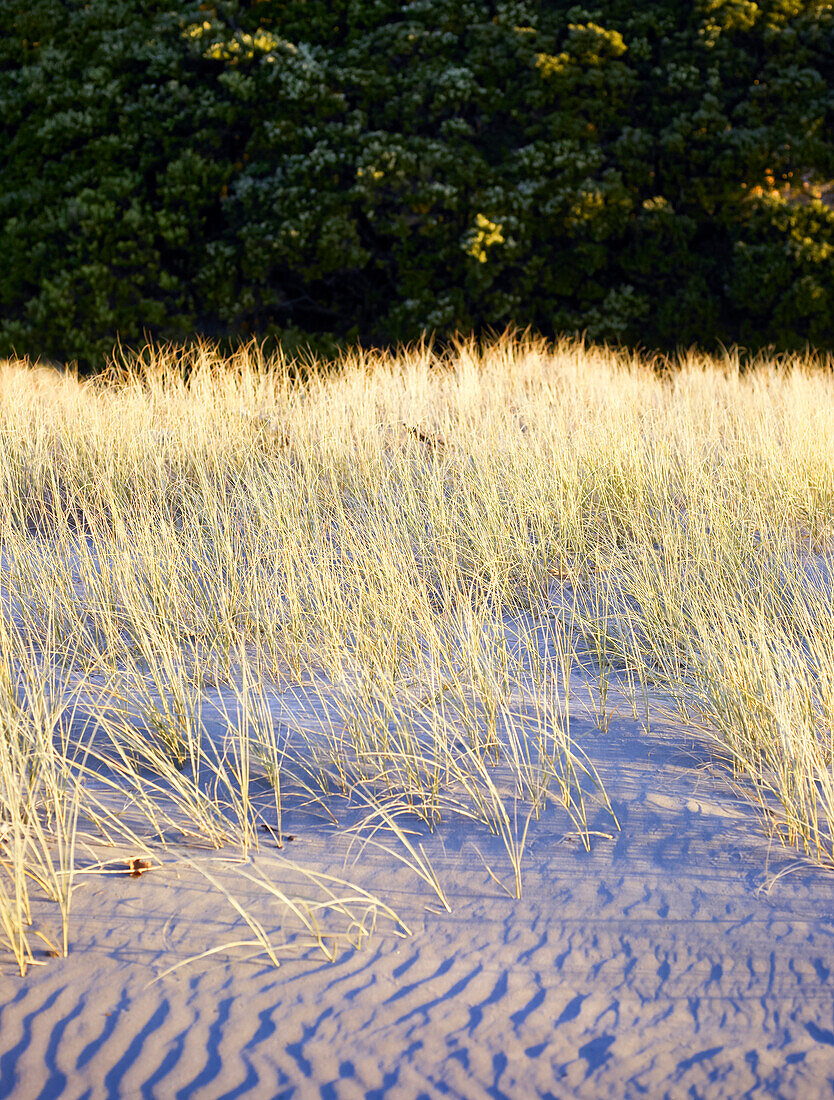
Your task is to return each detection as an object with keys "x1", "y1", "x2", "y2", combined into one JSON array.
[{"x1": 1, "y1": 333, "x2": 833, "y2": 974}]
